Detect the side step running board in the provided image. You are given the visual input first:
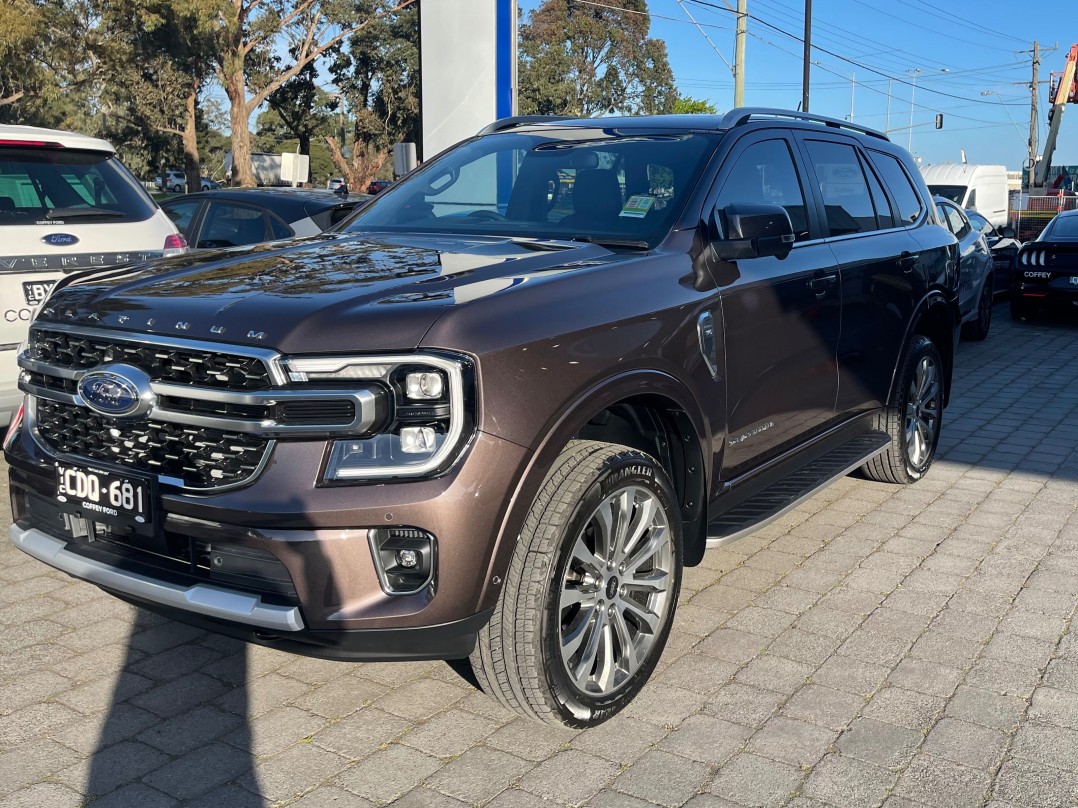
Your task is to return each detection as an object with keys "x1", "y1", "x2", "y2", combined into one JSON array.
[{"x1": 705, "y1": 431, "x2": 890, "y2": 549}]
